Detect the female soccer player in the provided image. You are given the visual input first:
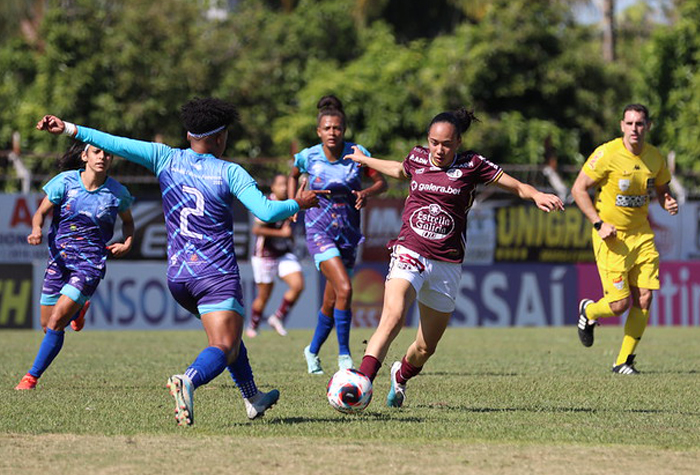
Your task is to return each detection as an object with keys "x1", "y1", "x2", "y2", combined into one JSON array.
[
  {"x1": 347, "y1": 108, "x2": 564, "y2": 408},
  {"x1": 15, "y1": 142, "x2": 135, "y2": 390},
  {"x1": 35, "y1": 98, "x2": 325, "y2": 425},
  {"x1": 289, "y1": 95, "x2": 387, "y2": 374},
  {"x1": 247, "y1": 173, "x2": 305, "y2": 338}
]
